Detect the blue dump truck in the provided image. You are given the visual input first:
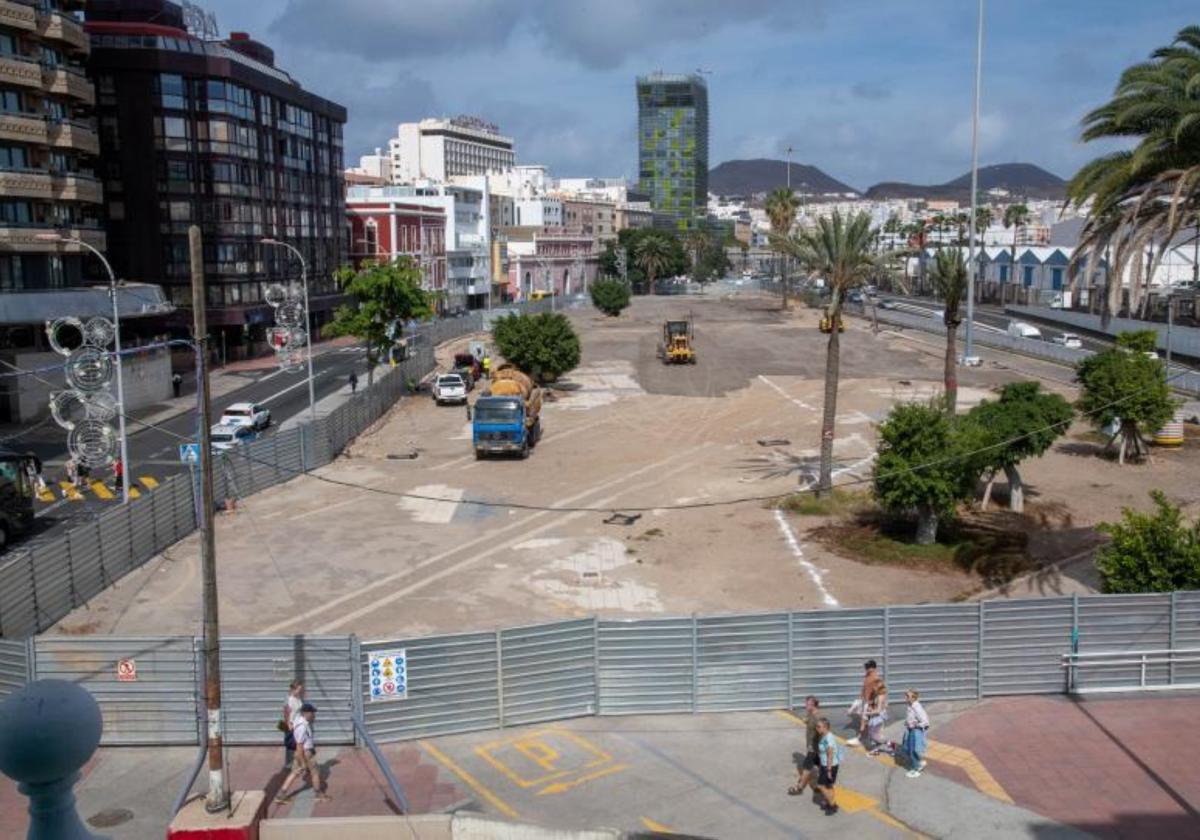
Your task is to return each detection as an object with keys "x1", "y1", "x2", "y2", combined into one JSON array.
[{"x1": 470, "y1": 365, "x2": 543, "y2": 459}]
